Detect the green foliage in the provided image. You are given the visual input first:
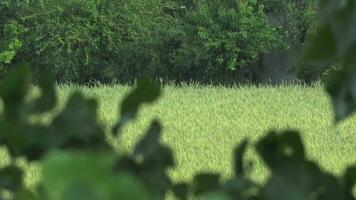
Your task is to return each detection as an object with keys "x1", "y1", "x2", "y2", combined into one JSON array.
[
  {"x1": 261, "y1": 0, "x2": 332, "y2": 83},
  {"x1": 3, "y1": 0, "x2": 175, "y2": 82},
  {"x1": 262, "y1": 0, "x2": 318, "y2": 50},
  {"x1": 0, "y1": 0, "x2": 321, "y2": 84},
  {"x1": 0, "y1": 20, "x2": 24, "y2": 75},
  {"x1": 171, "y1": 0, "x2": 277, "y2": 82}
]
